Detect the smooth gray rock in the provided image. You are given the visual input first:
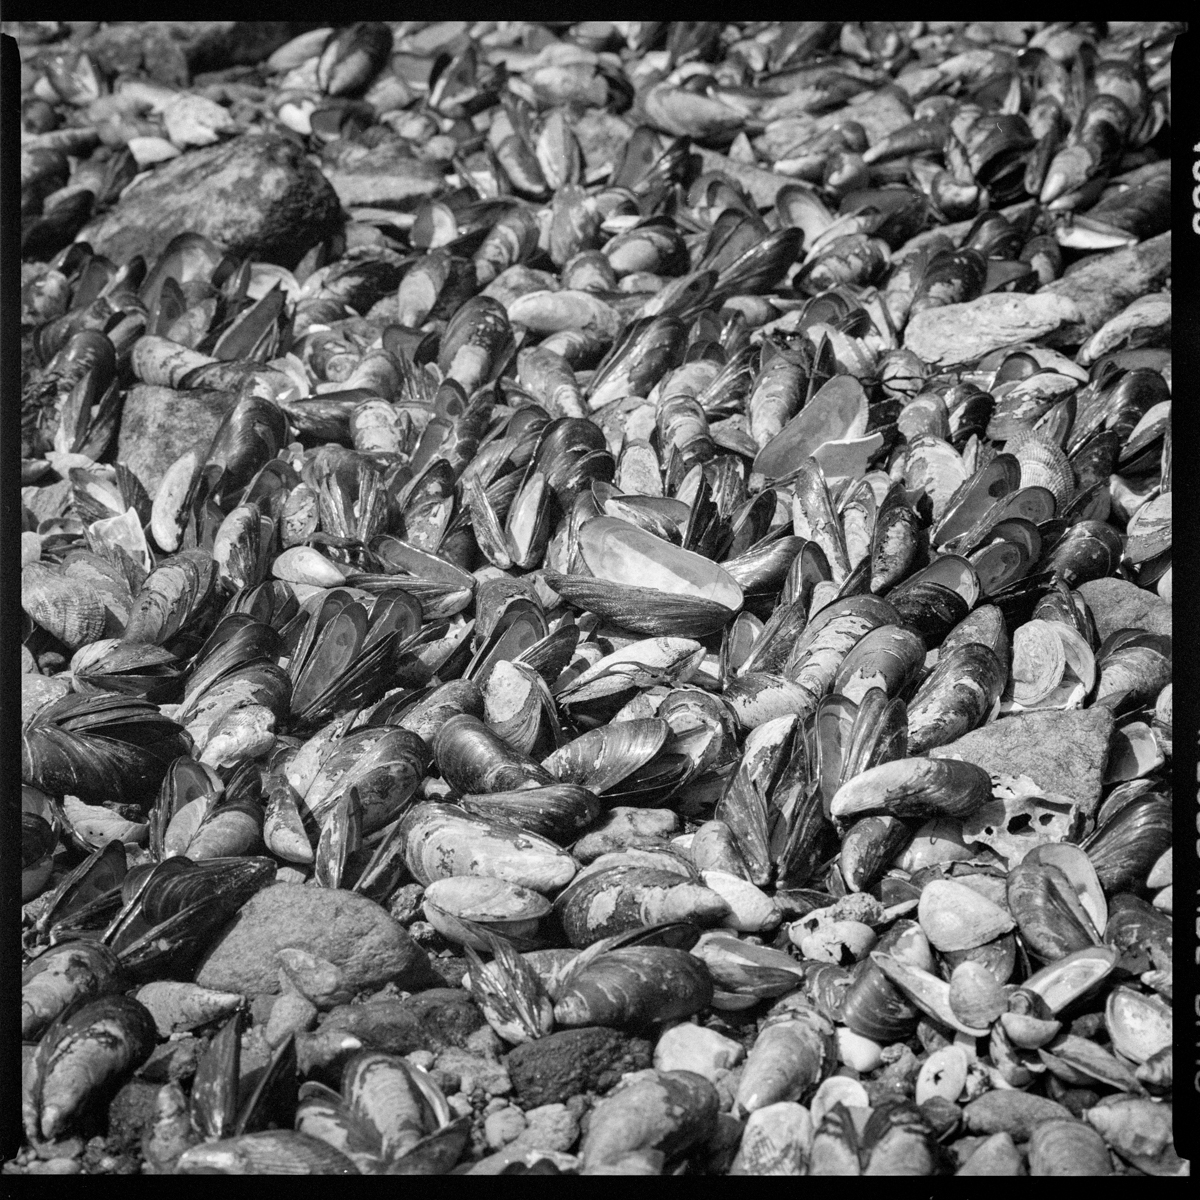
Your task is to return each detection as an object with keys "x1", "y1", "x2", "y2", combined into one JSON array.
[
  {"x1": 1044, "y1": 232, "x2": 1171, "y2": 343},
  {"x1": 903, "y1": 292, "x2": 1080, "y2": 368},
  {"x1": 1078, "y1": 577, "x2": 1171, "y2": 640},
  {"x1": 115, "y1": 384, "x2": 235, "y2": 496},
  {"x1": 78, "y1": 130, "x2": 342, "y2": 267},
  {"x1": 931, "y1": 707, "x2": 1115, "y2": 816},
  {"x1": 195, "y1": 884, "x2": 437, "y2": 997}
]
